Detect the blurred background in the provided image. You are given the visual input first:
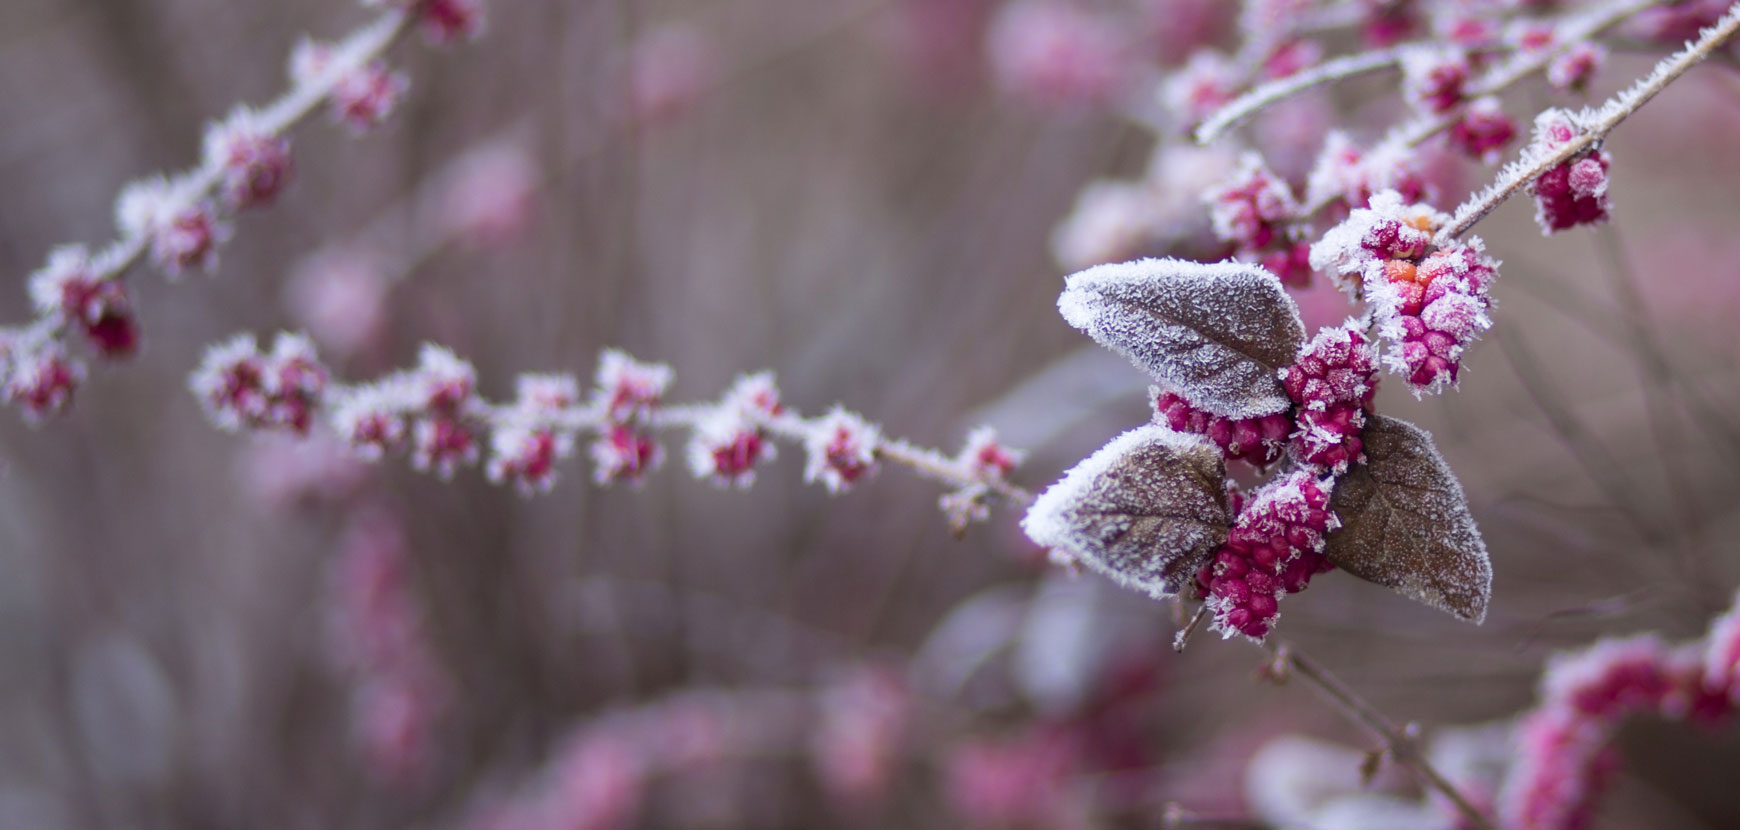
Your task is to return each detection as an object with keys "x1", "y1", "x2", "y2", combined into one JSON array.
[{"x1": 1, "y1": 0, "x2": 1739, "y2": 826}]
